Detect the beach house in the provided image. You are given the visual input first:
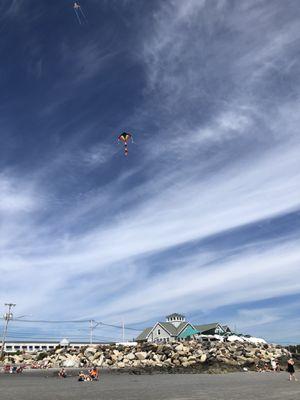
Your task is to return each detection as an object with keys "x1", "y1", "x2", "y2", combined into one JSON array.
[{"x1": 136, "y1": 313, "x2": 230, "y2": 343}]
